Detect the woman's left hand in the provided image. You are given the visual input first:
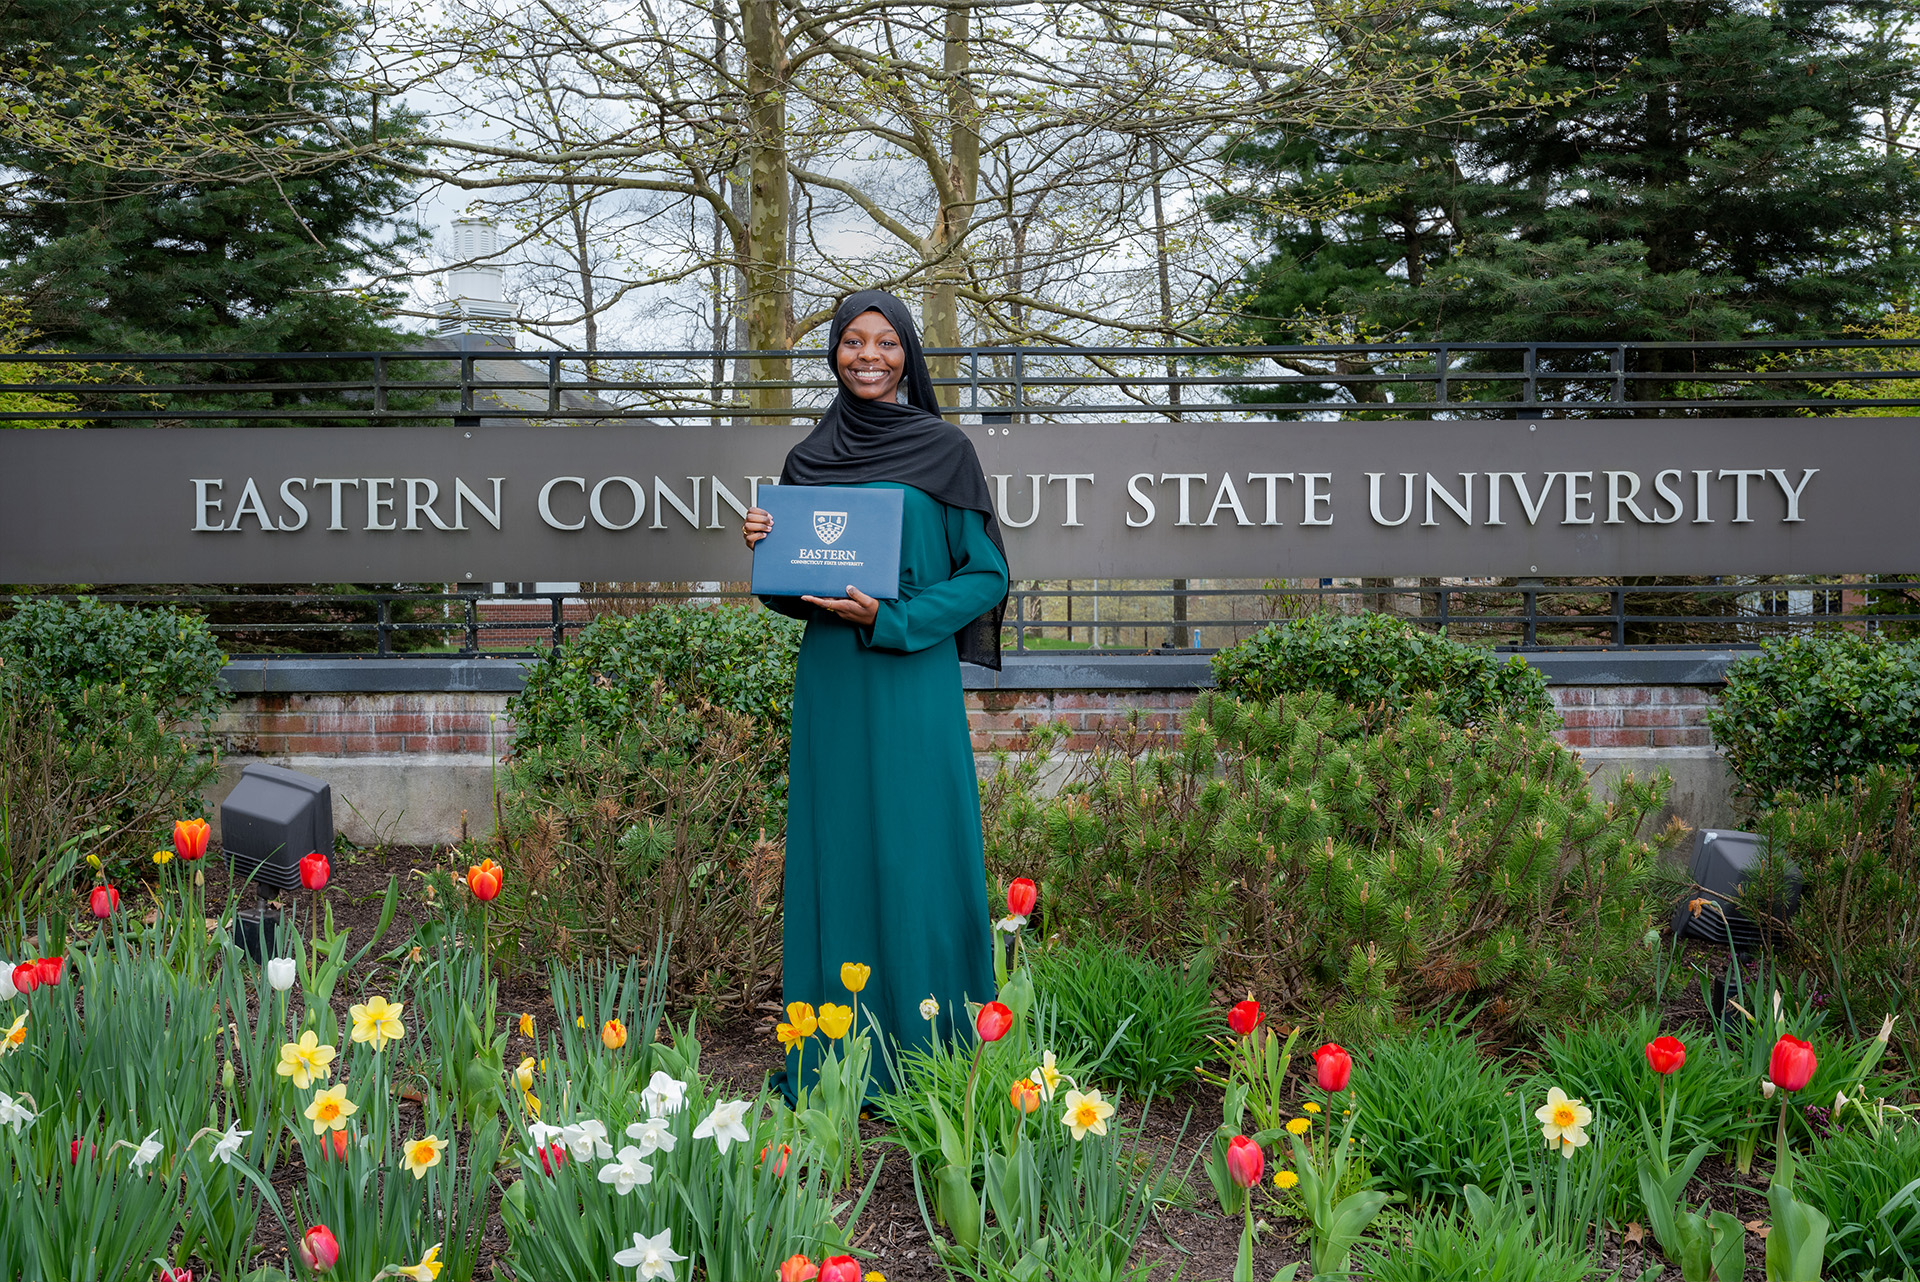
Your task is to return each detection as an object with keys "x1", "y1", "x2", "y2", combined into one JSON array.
[{"x1": 802, "y1": 585, "x2": 880, "y2": 627}]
